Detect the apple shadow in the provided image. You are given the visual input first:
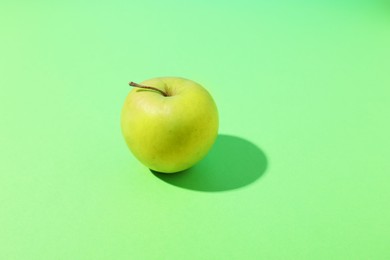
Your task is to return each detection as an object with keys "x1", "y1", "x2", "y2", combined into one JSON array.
[{"x1": 151, "y1": 134, "x2": 268, "y2": 192}]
